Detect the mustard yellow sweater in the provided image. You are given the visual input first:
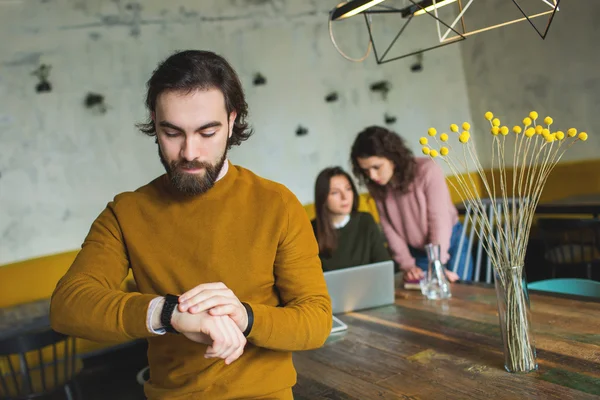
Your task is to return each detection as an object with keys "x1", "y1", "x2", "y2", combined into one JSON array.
[{"x1": 50, "y1": 163, "x2": 332, "y2": 399}]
